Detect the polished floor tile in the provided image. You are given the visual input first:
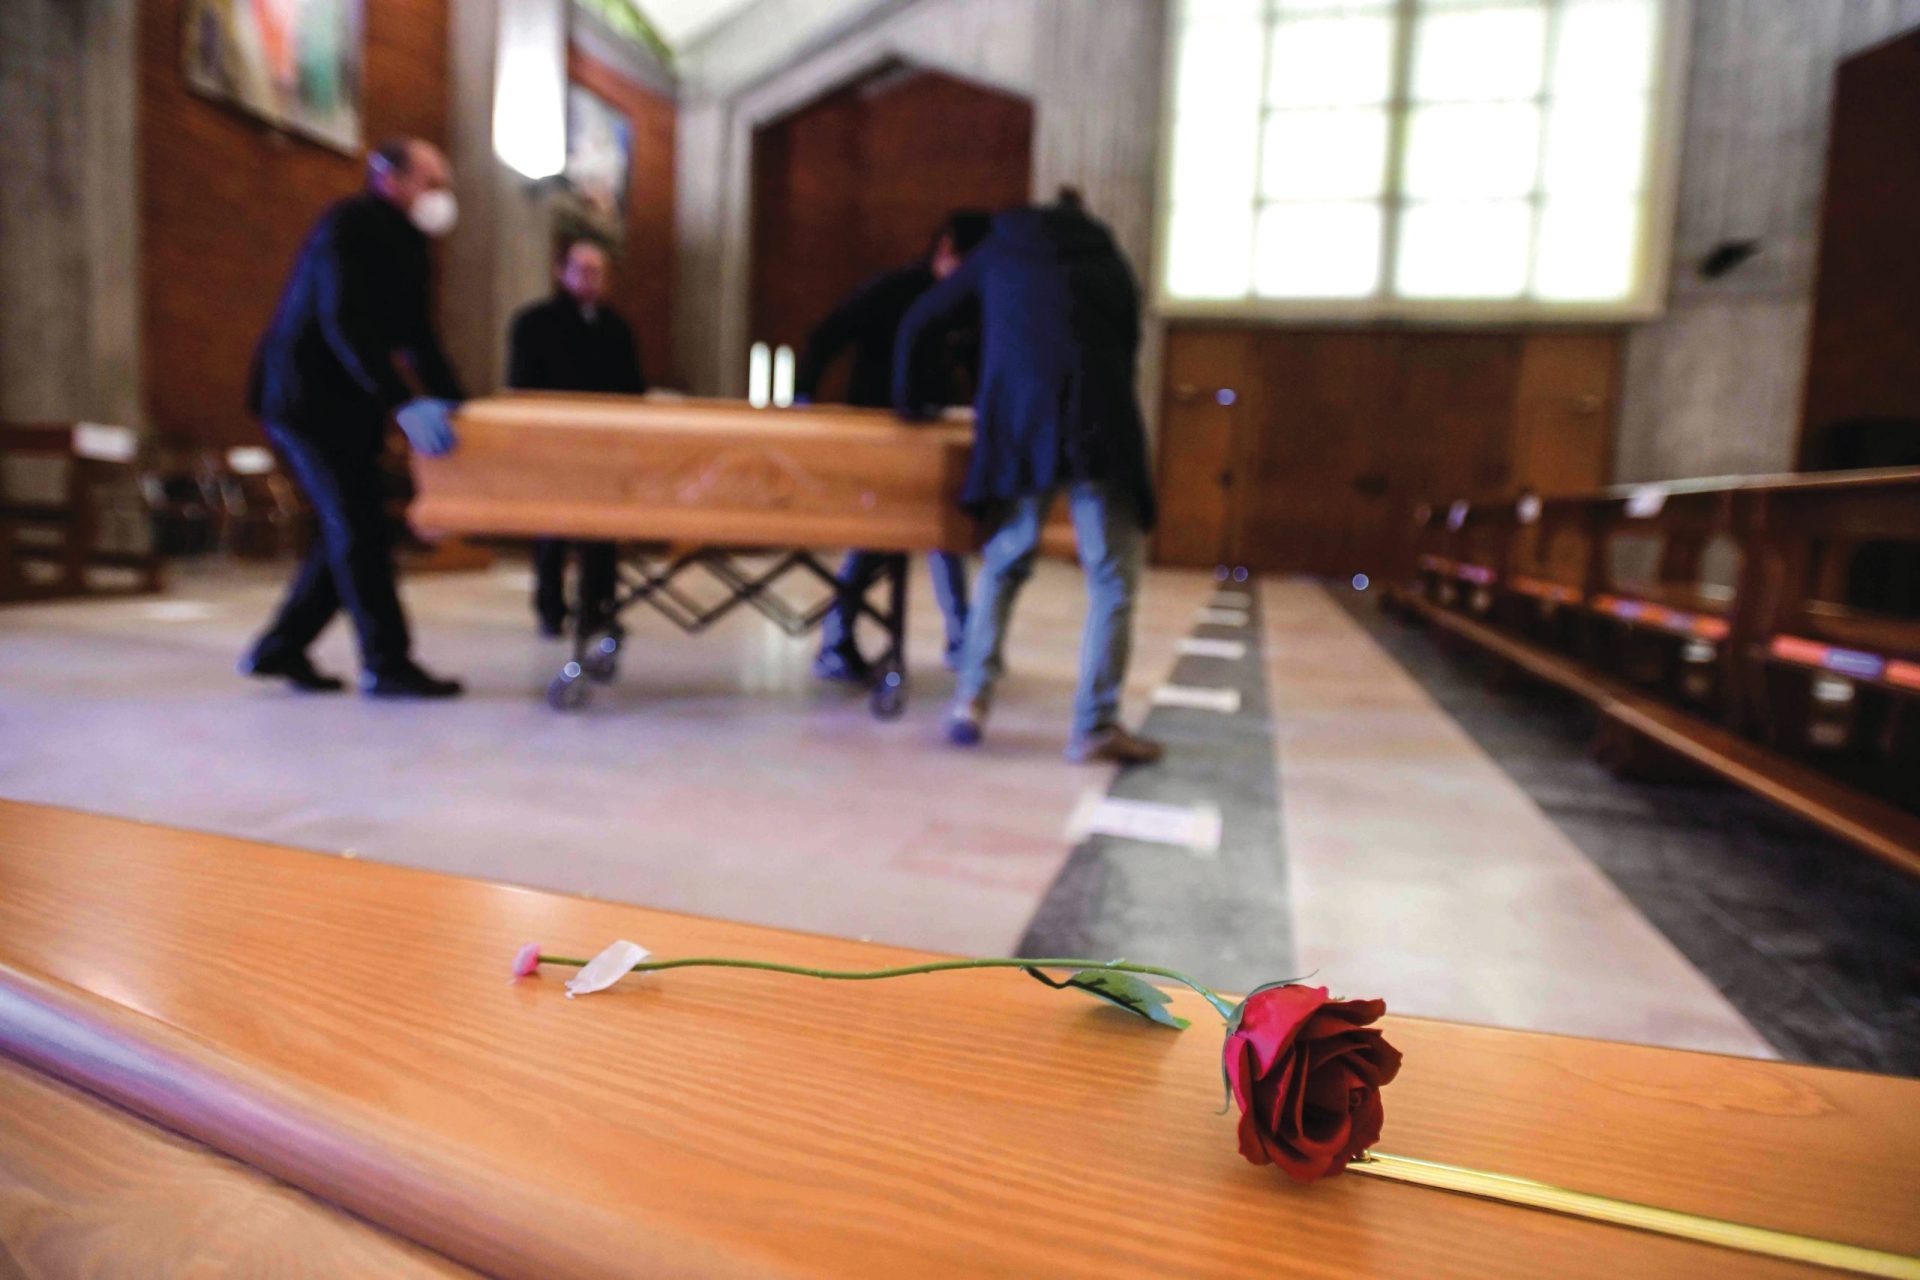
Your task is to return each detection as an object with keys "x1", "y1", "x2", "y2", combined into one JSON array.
[
  {"x1": 1262, "y1": 580, "x2": 1773, "y2": 1058},
  {"x1": 0, "y1": 556, "x2": 1211, "y2": 956}
]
